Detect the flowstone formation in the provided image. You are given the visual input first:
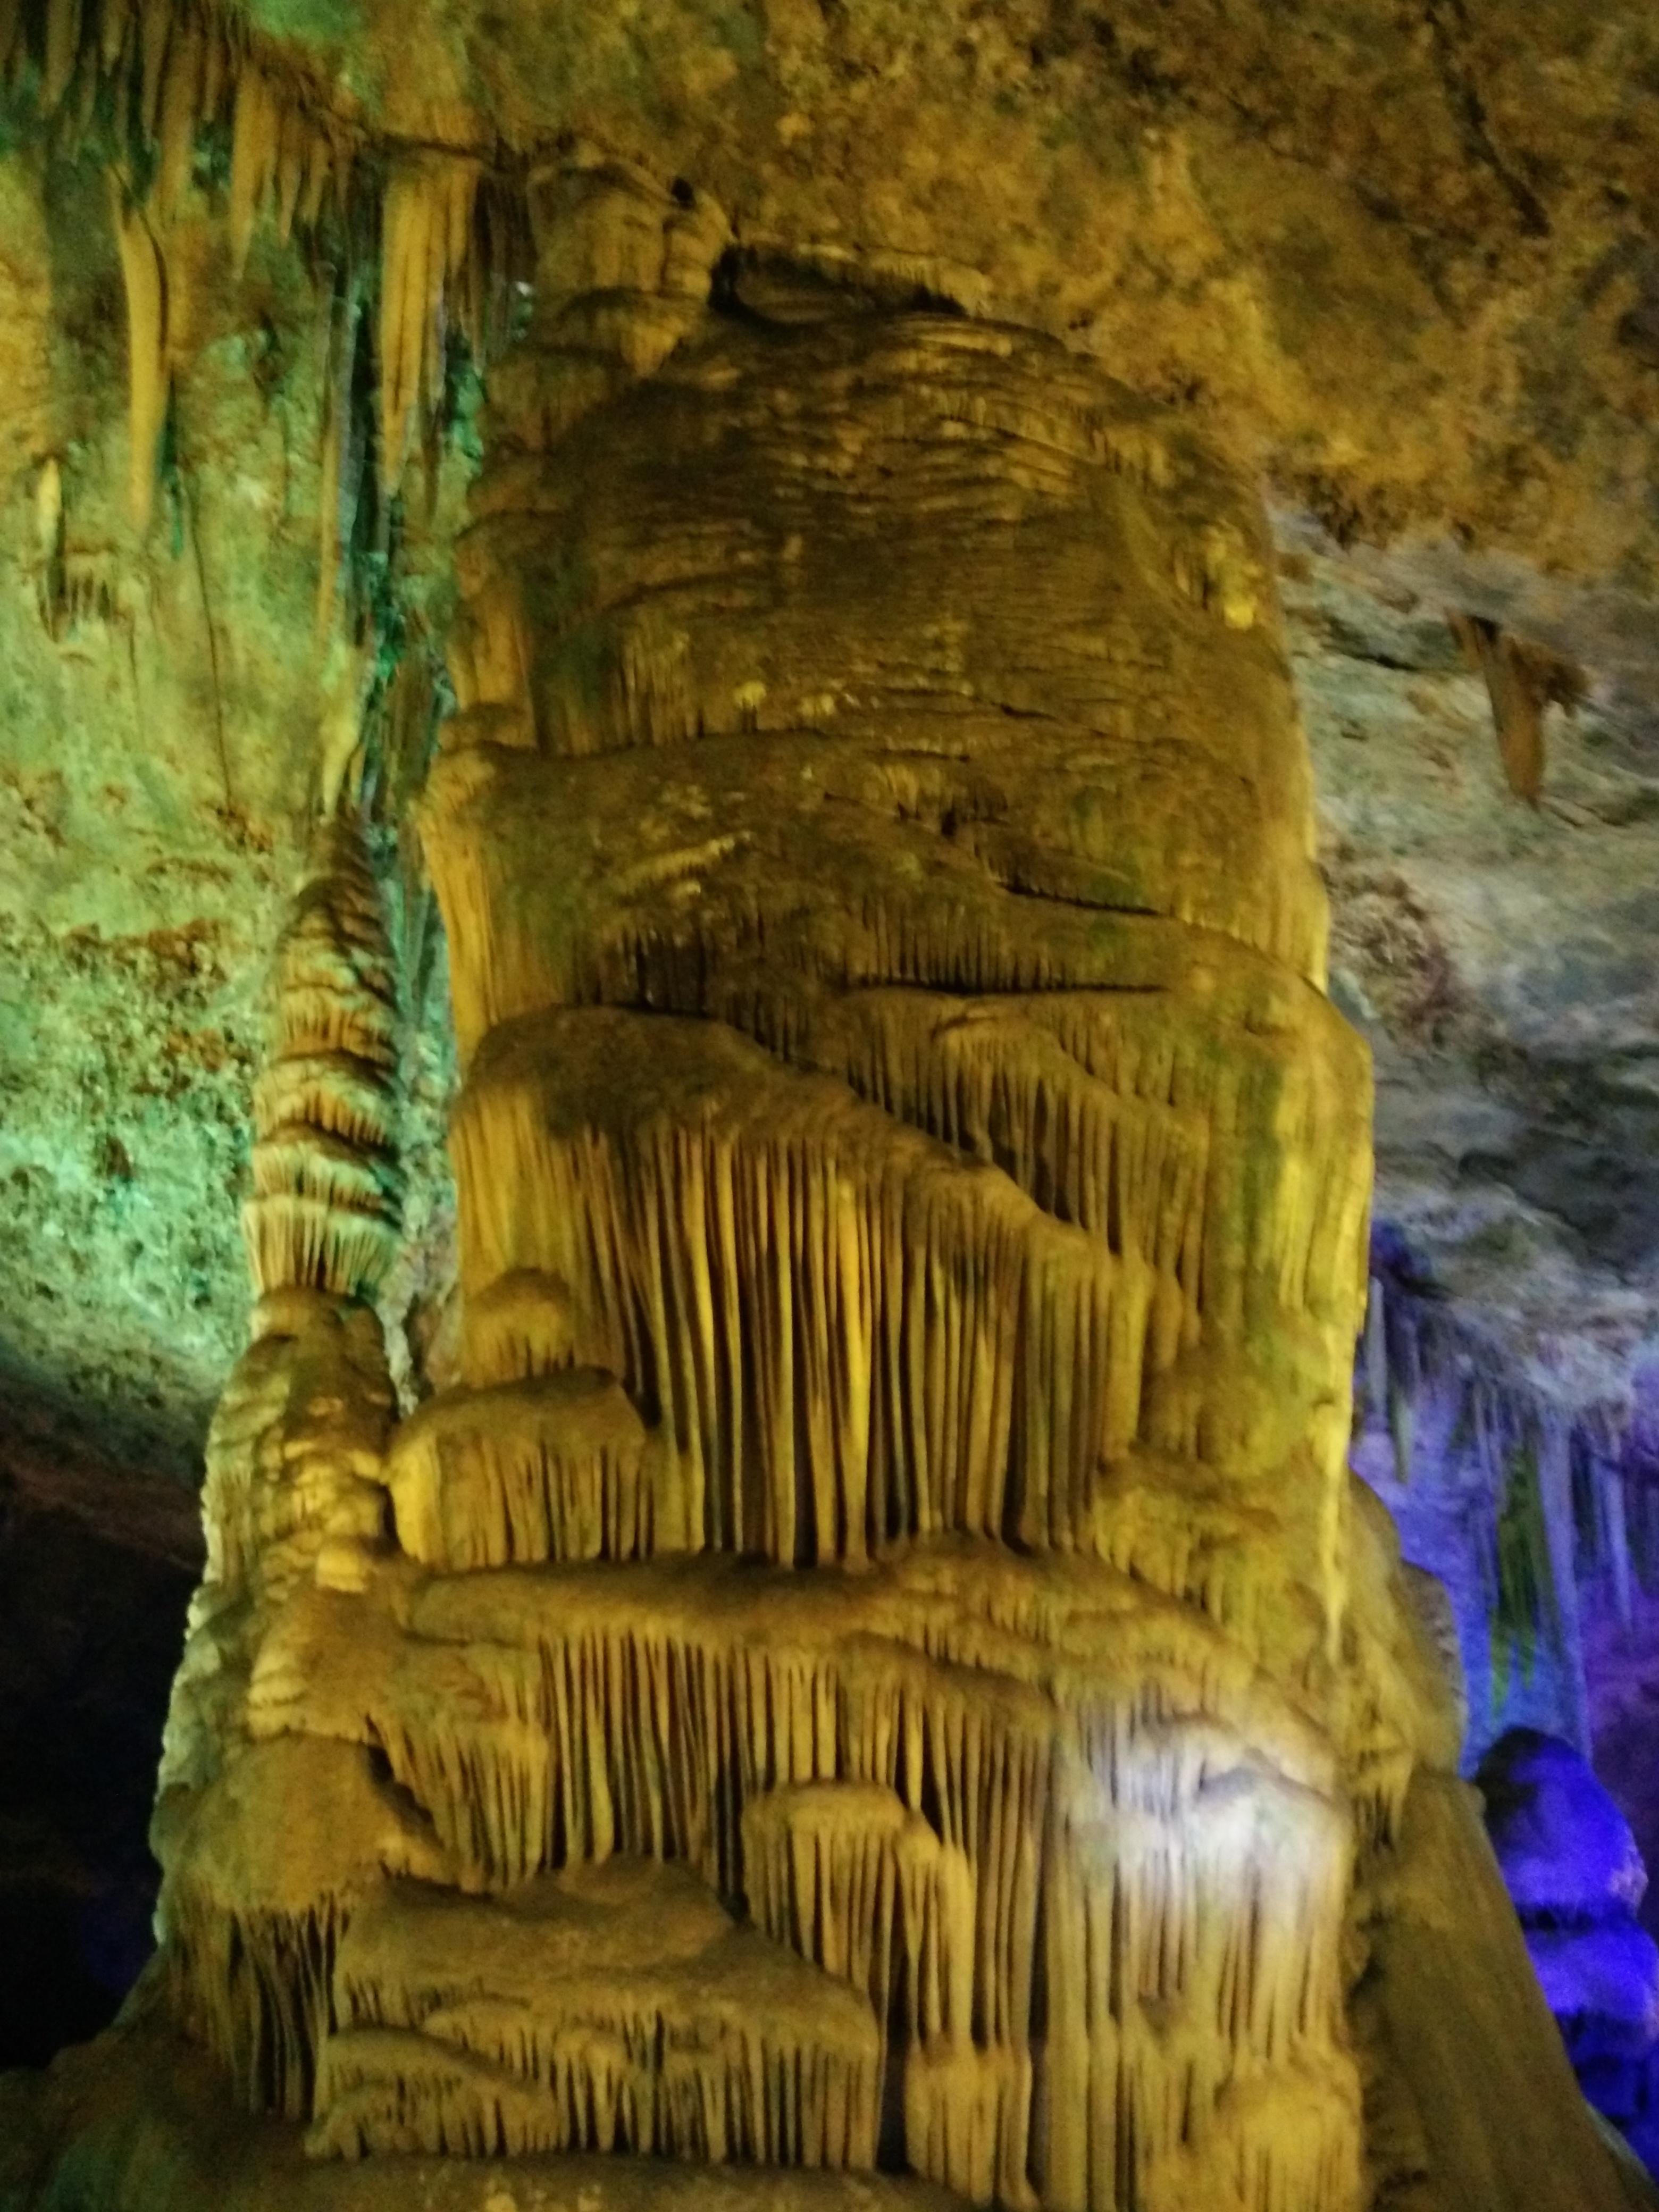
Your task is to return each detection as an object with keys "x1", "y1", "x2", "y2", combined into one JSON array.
[
  {"x1": 396, "y1": 164, "x2": 1378, "y2": 2208},
  {"x1": 6, "y1": 157, "x2": 1649, "y2": 2212}
]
